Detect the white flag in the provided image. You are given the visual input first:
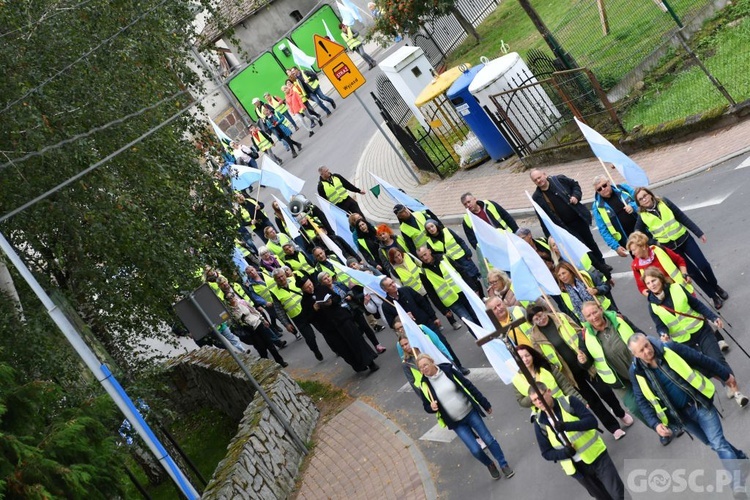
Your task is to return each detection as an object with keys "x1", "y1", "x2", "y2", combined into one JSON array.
[
  {"x1": 289, "y1": 41, "x2": 316, "y2": 69},
  {"x1": 395, "y1": 302, "x2": 451, "y2": 365},
  {"x1": 272, "y1": 195, "x2": 301, "y2": 239},
  {"x1": 261, "y1": 156, "x2": 305, "y2": 201}
]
